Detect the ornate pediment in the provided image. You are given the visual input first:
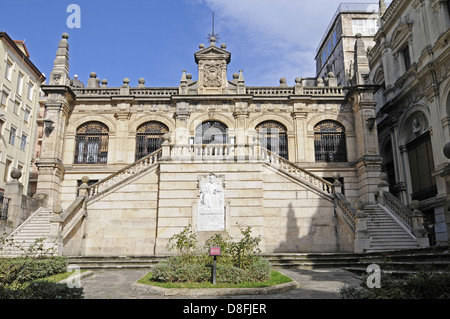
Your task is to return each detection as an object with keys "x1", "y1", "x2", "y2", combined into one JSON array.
[
  {"x1": 389, "y1": 22, "x2": 413, "y2": 50},
  {"x1": 194, "y1": 42, "x2": 231, "y2": 65}
]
